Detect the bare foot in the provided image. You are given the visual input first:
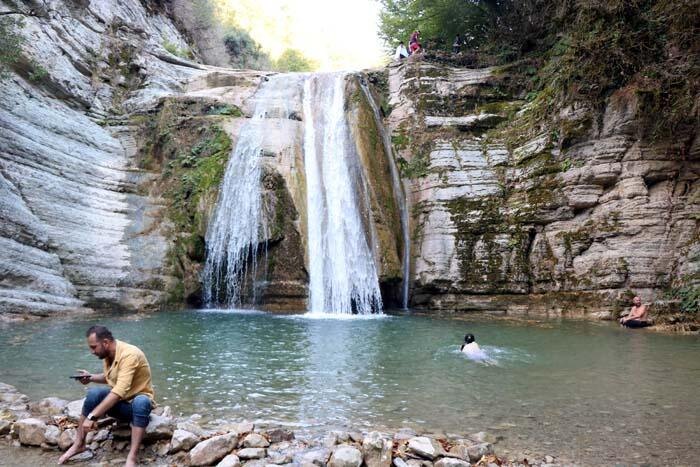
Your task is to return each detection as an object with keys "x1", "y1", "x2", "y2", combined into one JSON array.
[
  {"x1": 125, "y1": 453, "x2": 138, "y2": 467},
  {"x1": 57, "y1": 443, "x2": 86, "y2": 464}
]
